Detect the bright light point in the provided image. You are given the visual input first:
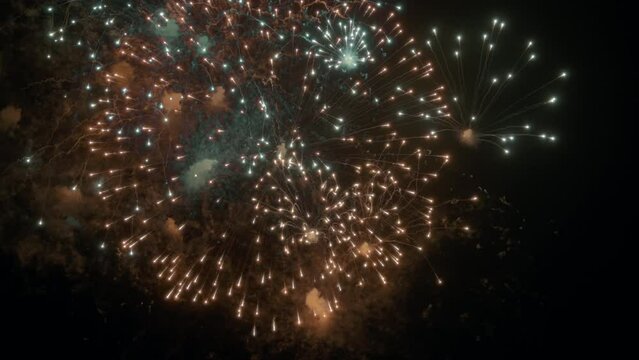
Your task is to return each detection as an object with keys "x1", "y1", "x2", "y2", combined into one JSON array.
[{"x1": 339, "y1": 49, "x2": 359, "y2": 70}]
